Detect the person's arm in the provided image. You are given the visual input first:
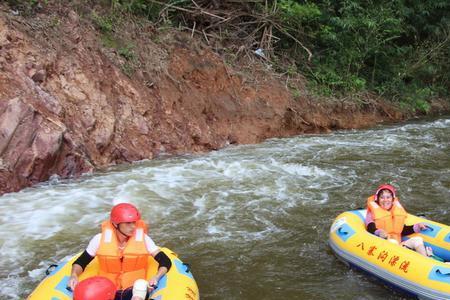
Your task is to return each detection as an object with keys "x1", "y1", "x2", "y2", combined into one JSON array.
[
  {"x1": 145, "y1": 235, "x2": 171, "y2": 289},
  {"x1": 403, "y1": 223, "x2": 428, "y2": 235},
  {"x1": 402, "y1": 224, "x2": 415, "y2": 235},
  {"x1": 366, "y1": 211, "x2": 388, "y2": 238},
  {"x1": 67, "y1": 234, "x2": 100, "y2": 290},
  {"x1": 366, "y1": 222, "x2": 388, "y2": 238},
  {"x1": 365, "y1": 211, "x2": 387, "y2": 238},
  {"x1": 367, "y1": 222, "x2": 377, "y2": 234},
  {"x1": 68, "y1": 264, "x2": 82, "y2": 291},
  {"x1": 68, "y1": 251, "x2": 95, "y2": 290},
  {"x1": 148, "y1": 250, "x2": 171, "y2": 289}
]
